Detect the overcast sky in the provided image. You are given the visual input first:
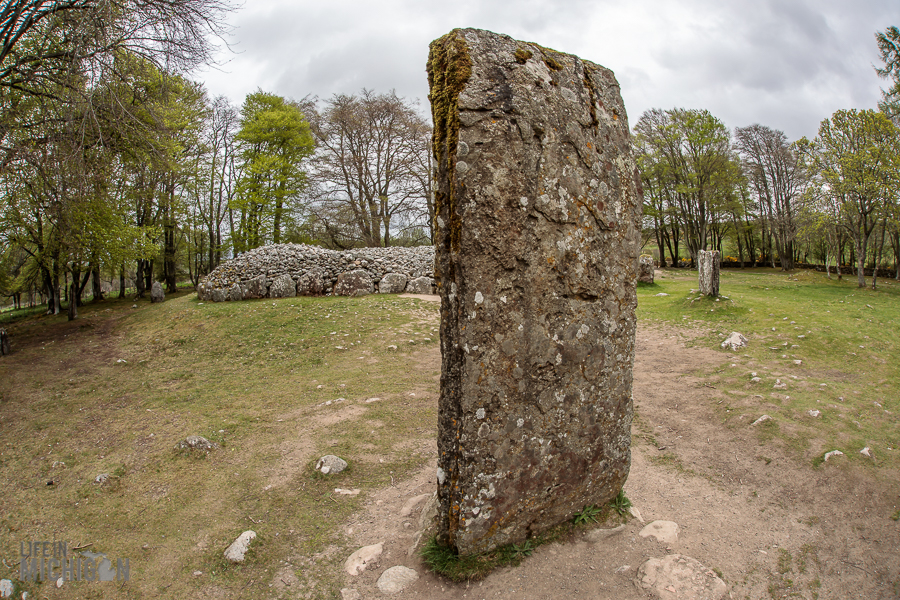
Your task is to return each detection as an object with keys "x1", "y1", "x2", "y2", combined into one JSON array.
[{"x1": 194, "y1": 0, "x2": 897, "y2": 141}]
